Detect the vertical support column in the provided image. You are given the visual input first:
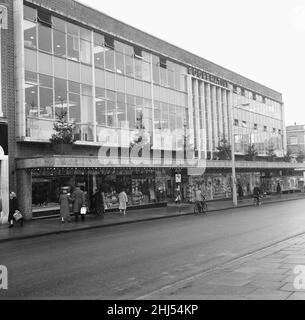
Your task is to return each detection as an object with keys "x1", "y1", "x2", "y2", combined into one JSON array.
[
  {"x1": 206, "y1": 83, "x2": 213, "y2": 159},
  {"x1": 211, "y1": 85, "x2": 218, "y2": 153},
  {"x1": 0, "y1": 152, "x2": 9, "y2": 224},
  {"x1": 222, "y1": 89, "x2": 229, "y2": 142},
  {"x1": 193, "y1": 79, "x2": 201, "y2": 156},
  {"x1": 199, "y1": 81, "x2": 207, "y2": 159},
  {"x1": 16, "y1": 169, "x2": 32, "y2": 221},
  {"x1": 14, "y1": 0, "x2": 26, "y2": 139},
  {"x1": 217, "y1": 87, "x2": 223, "y2": 140},
  {"x1": 91, "y1": 30, "x2": 97, "y2": 142},
  {"x1": 187, "y1": 75, "x2": 194, "y2": 151}
]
